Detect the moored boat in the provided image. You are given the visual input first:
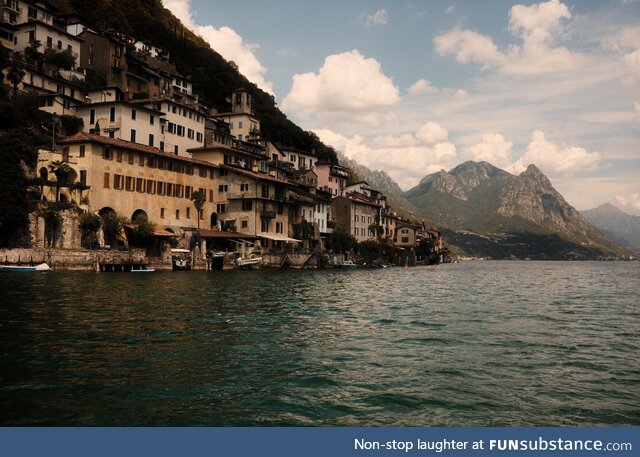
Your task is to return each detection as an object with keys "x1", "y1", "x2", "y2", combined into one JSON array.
[
  {"x1": 340, "y1": 260, "x2": 357, "y2": 269},
  {"x1": 0, "y1": 262, "x2": 52, "y2": 272}
]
